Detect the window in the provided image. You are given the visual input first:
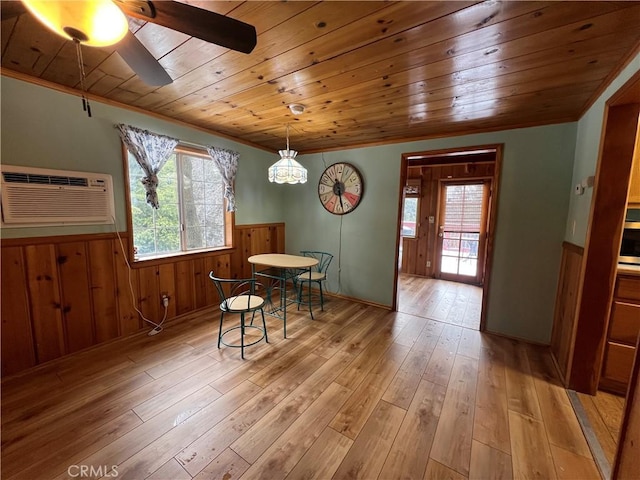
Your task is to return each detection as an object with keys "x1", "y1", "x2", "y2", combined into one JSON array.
[
  {"x1": 401, "y1": 197, "x2": 418, "y2": 237},
  {"x1": 127, "y1": 147, "x2": 228, "y2": 259}
]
